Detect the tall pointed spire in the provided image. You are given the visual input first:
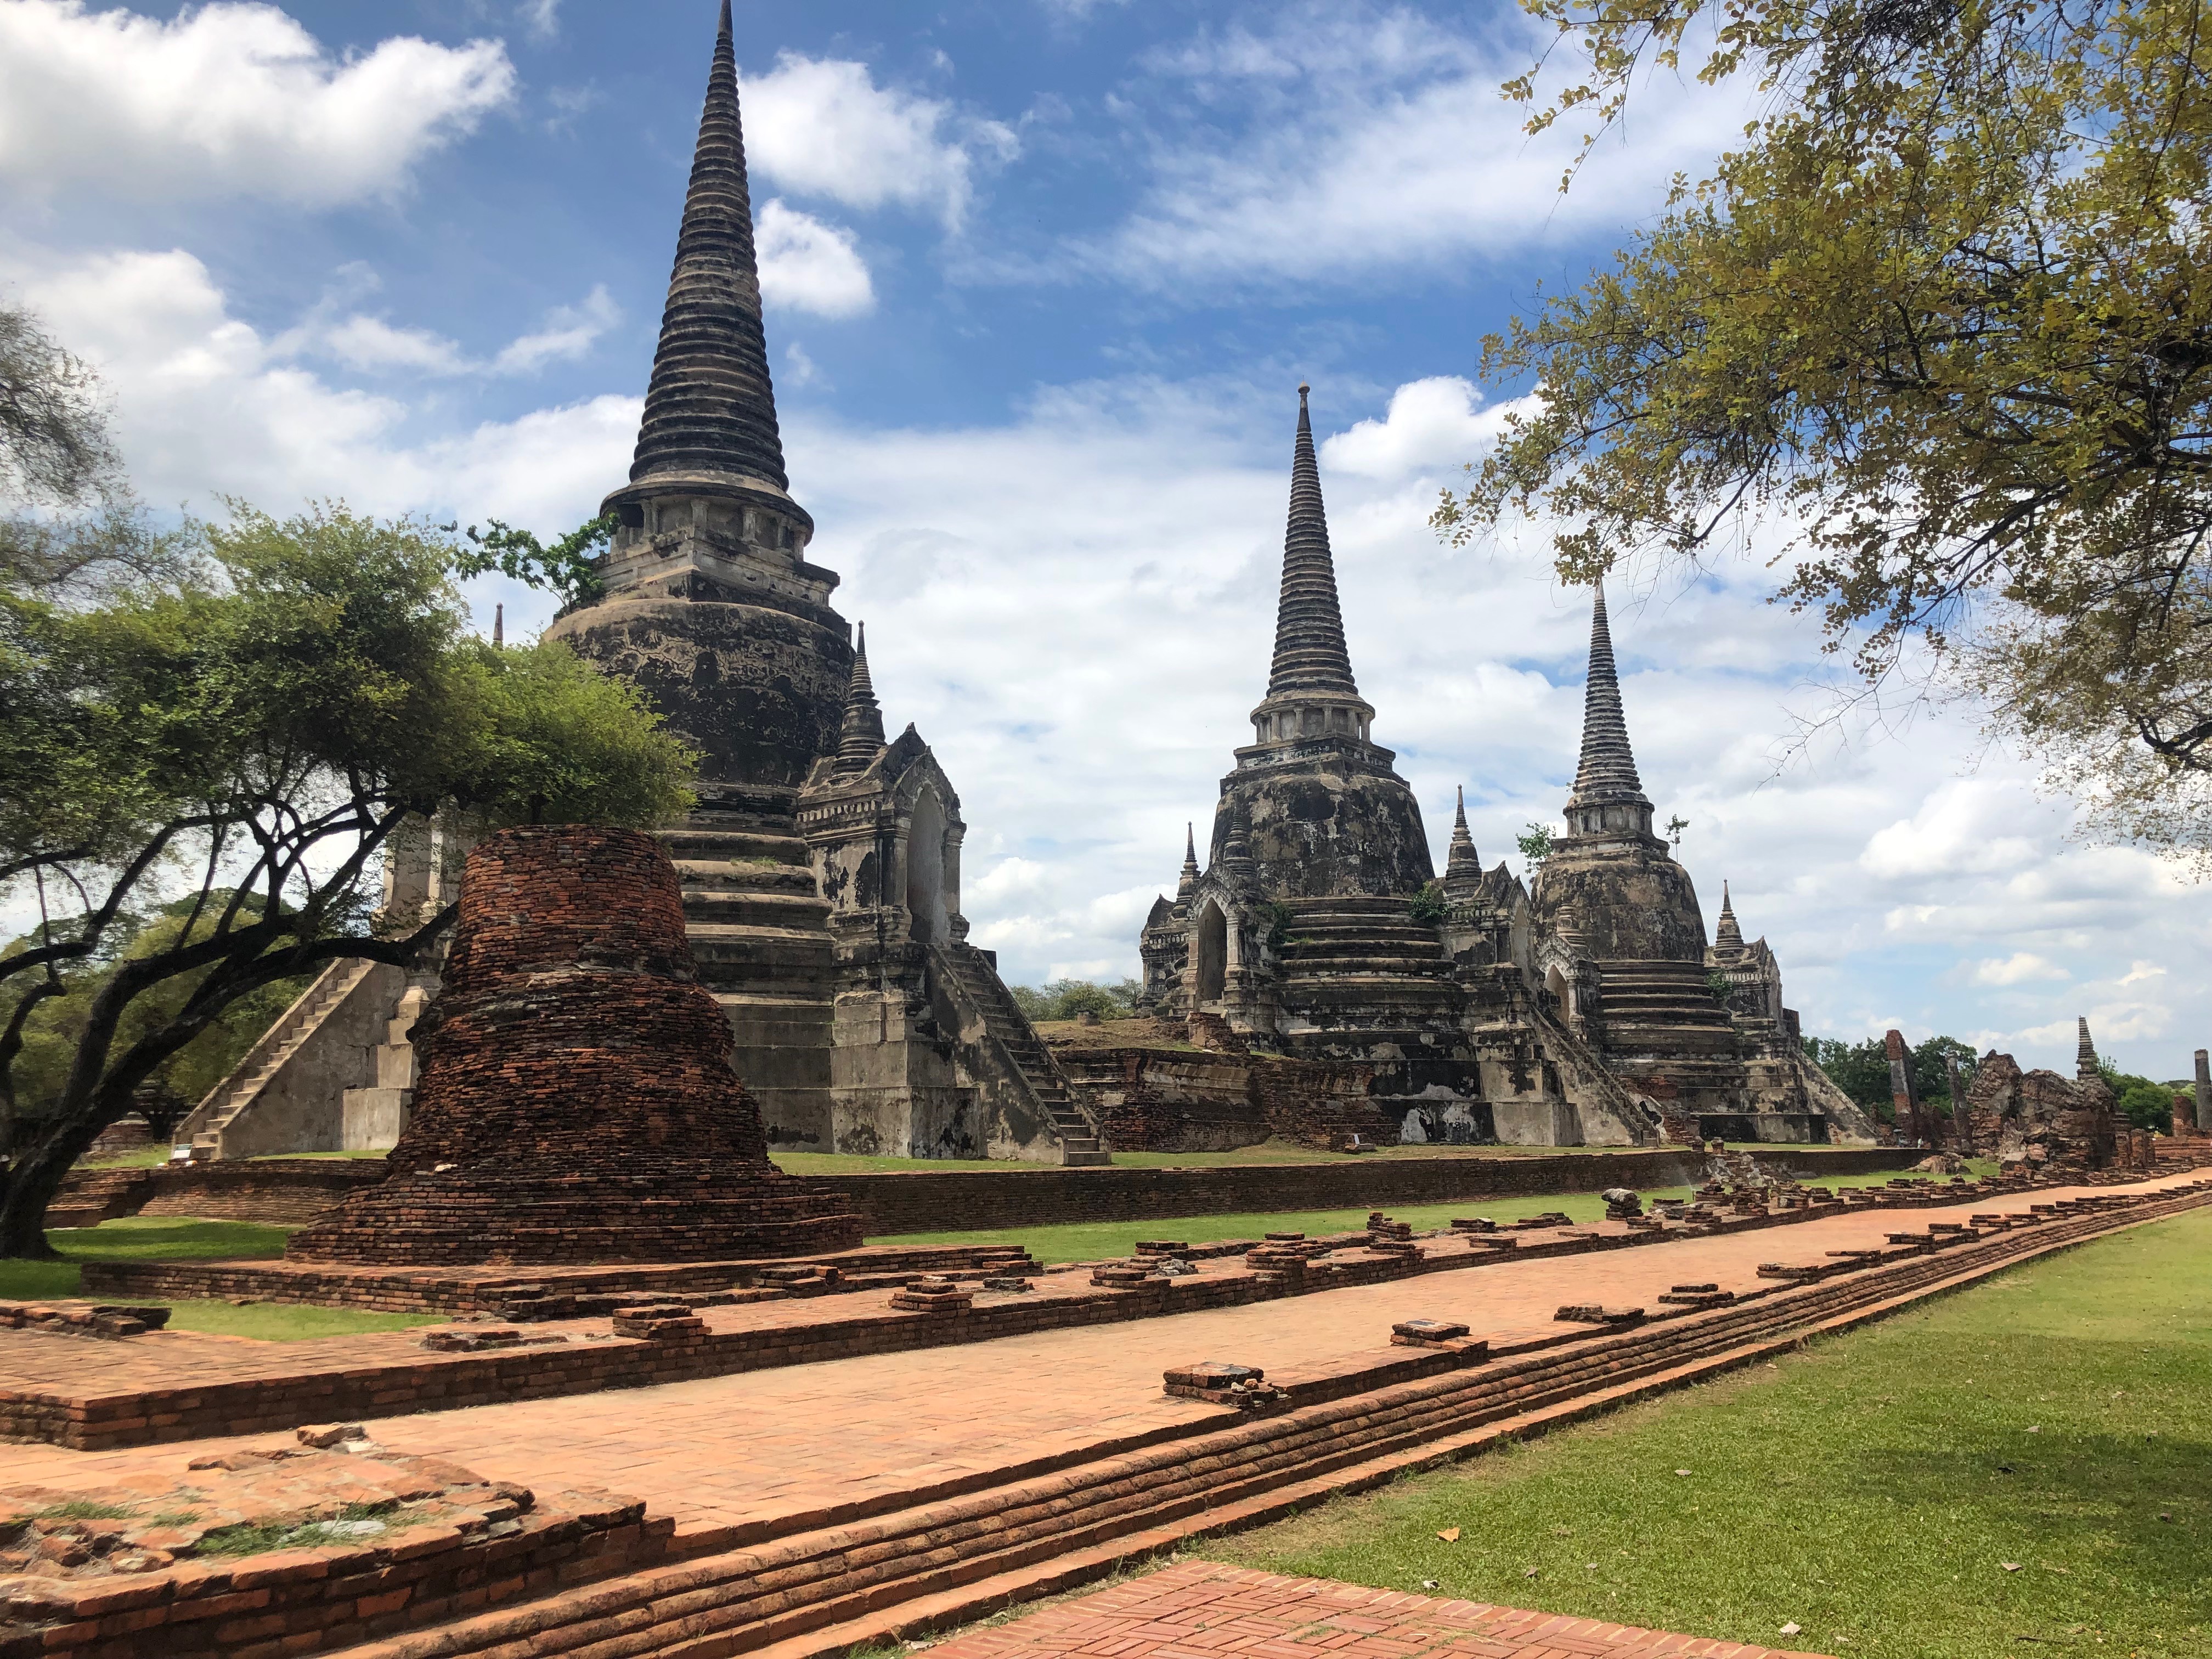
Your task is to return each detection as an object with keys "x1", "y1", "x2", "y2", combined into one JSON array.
[
  {"x1": 834, "y1": 622, "x2": 885, "y2": 771},
  {"x1": 1265, "y1": 386, "x2": 1359, "y2": 698},
  {"x1": 1714, "y1": 881, "x2": 1743, "y2": 950},
  {"x1": 1176, "y1": 822, "x2": 1200, "y2": 902},
  {"x1": 2076, "y1": 1015, "x2": 2100, "y2": 1083},
  {"x1": 491, "y1": 602, "x2": 503, "y2": 648},
  {"x1": 628, "y1": 0, "x2": 788, "y2": 493},
  {"x1": 1566, "y1": 582, "x2": 1651, "y2": 817}
]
